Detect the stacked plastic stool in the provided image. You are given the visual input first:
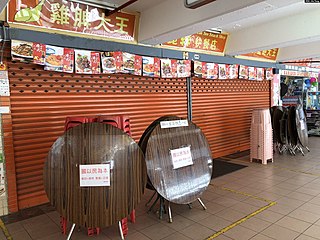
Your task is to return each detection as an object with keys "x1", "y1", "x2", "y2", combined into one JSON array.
[
  {"x1": 250, "y1": 108, "x2": 273, "y2": 164},
  {"x1": 62, "y1": 115, "x2": 134, "y2": 238}
]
